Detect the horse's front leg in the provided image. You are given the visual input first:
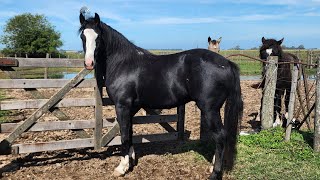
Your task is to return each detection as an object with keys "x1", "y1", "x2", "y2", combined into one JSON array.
[{"x1": 113, "y1": 104, "x2": 135, "y2": 177}]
